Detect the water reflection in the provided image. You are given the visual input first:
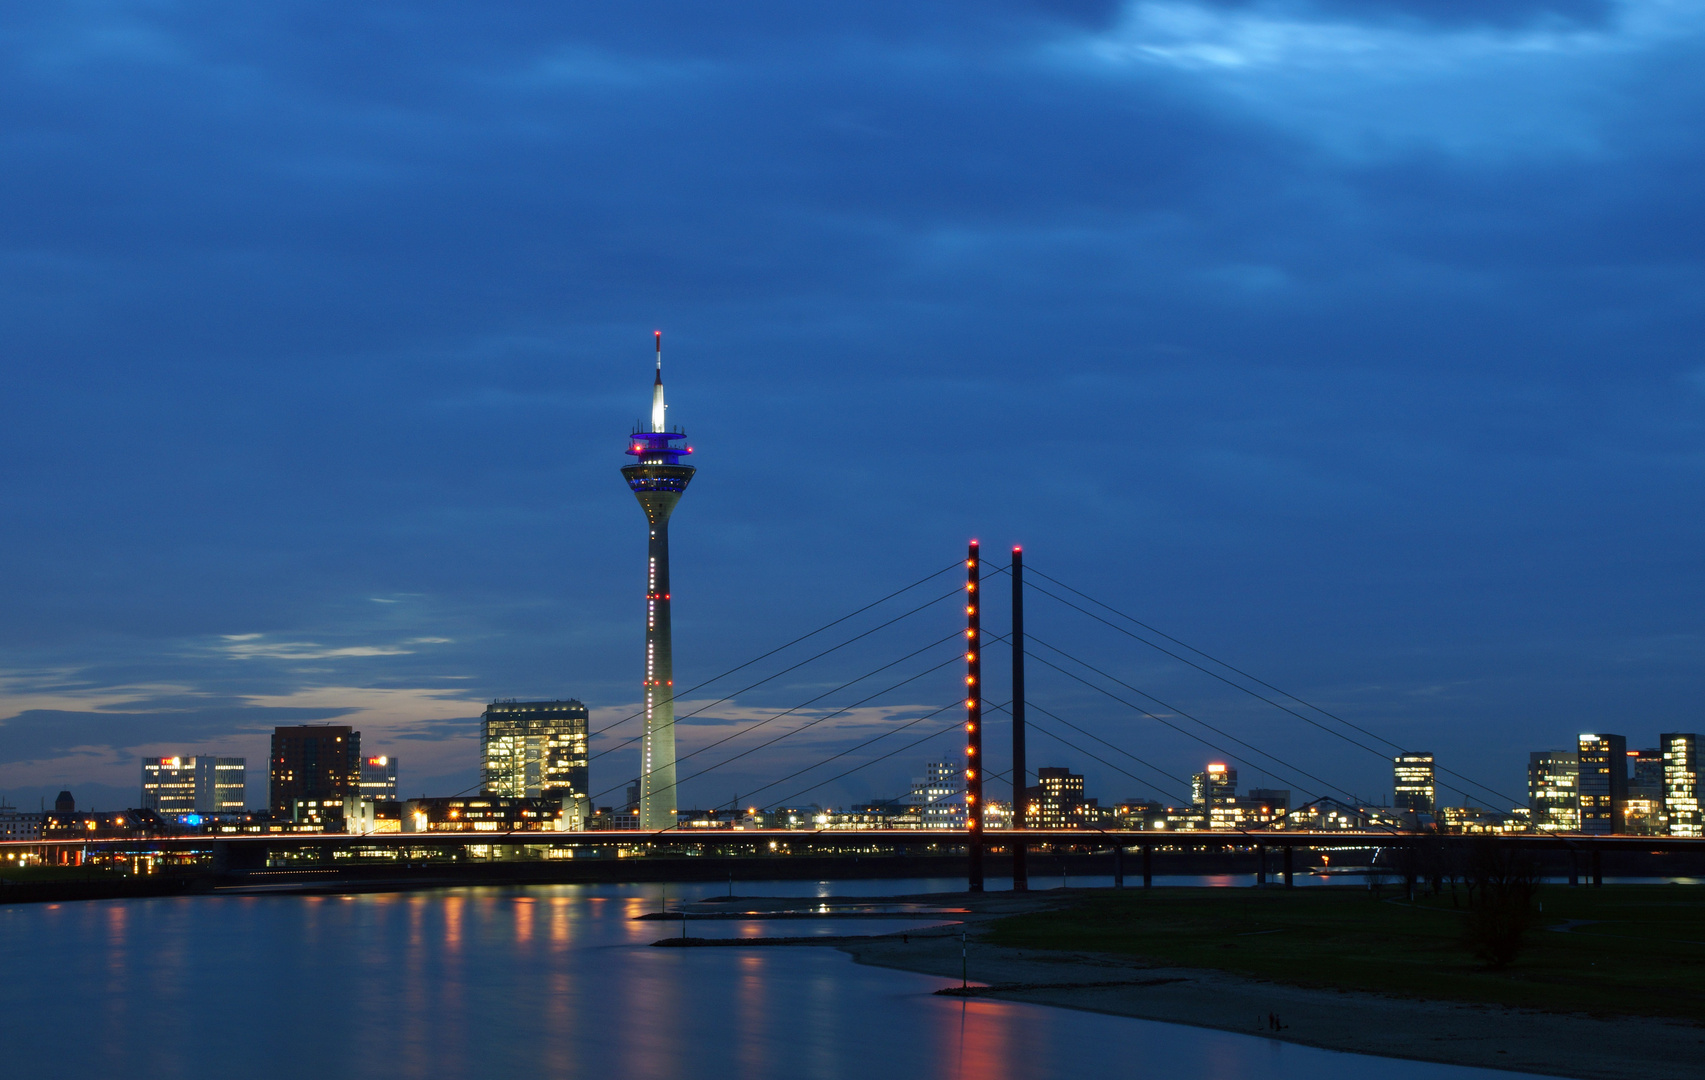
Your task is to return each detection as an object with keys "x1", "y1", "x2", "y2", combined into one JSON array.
[{"x1": 0, "y1": 881, "x2": 1538, "y2": 1080}]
